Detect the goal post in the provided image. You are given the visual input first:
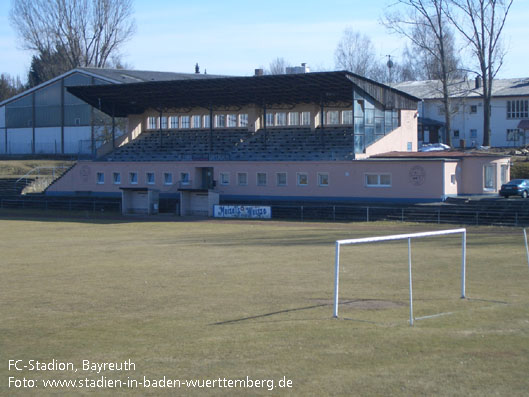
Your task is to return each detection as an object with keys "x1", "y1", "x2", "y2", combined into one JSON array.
[{"x1": 333, "y1": 228, "x2": 467, "y2": 326}]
